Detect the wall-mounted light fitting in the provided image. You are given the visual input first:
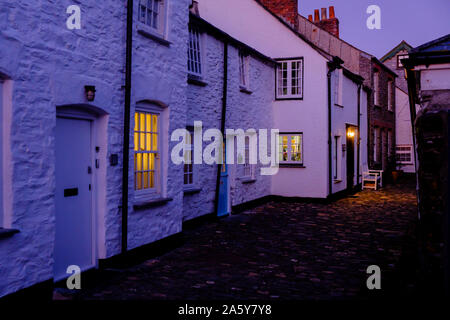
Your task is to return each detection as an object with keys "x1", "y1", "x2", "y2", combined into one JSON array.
[{"x1": 84, "y1": 85, "x2": 96, "y2": 102}]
